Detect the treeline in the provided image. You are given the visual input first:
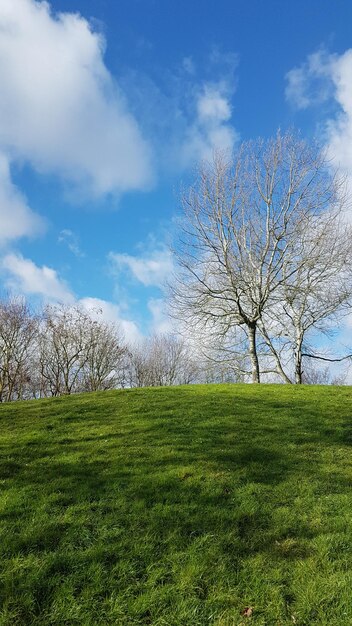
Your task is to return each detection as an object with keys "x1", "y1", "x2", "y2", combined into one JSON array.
[
  {"x1": 0, "y1": 296, "x2": 240, "y2": 402},
  {"x1": 0, "y1": 295, "x2": 346, "y2": 403}
]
